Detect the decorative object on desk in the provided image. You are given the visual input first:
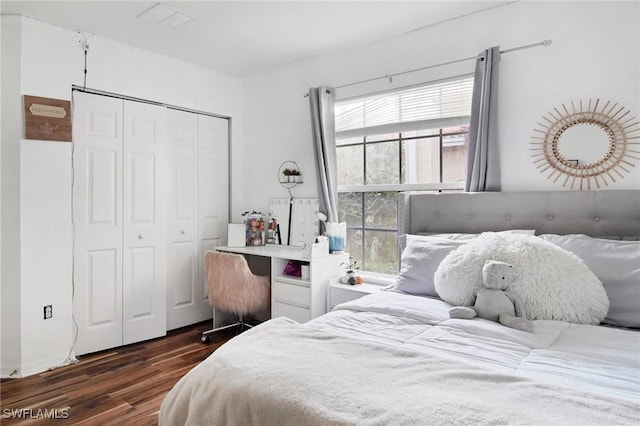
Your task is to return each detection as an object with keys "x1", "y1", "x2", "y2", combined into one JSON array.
[
  {"x1": 268, "y1": 198, "x2": 320, "y2": 247},
  {"x1": 227, "y1": 223, "x2": 246, "y2": 248},
  {"x1": 266, "y1": 217, "x2": 281, "y2": 244},
  {"x1": 530, "y1": 98, "x2": 639, "y2": 190},
  {"x1": 340, "y1": 256, "x2": 361, "y2": 285},
  {"x1": 283, "y1": 260, "x2": 302, "y2": 277},
  {"x1": 326, "y1": 222, "x2": 346, "y2": 253},
  {"x1": 278, "y1": 160, "x2": 302, "y2": 198},
  {"x1": 301, "y1": 264, "x2": 310, "y2": 280},
  {"x1": 243, "y1": 211, "x2": 266, "y2": 246}
]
